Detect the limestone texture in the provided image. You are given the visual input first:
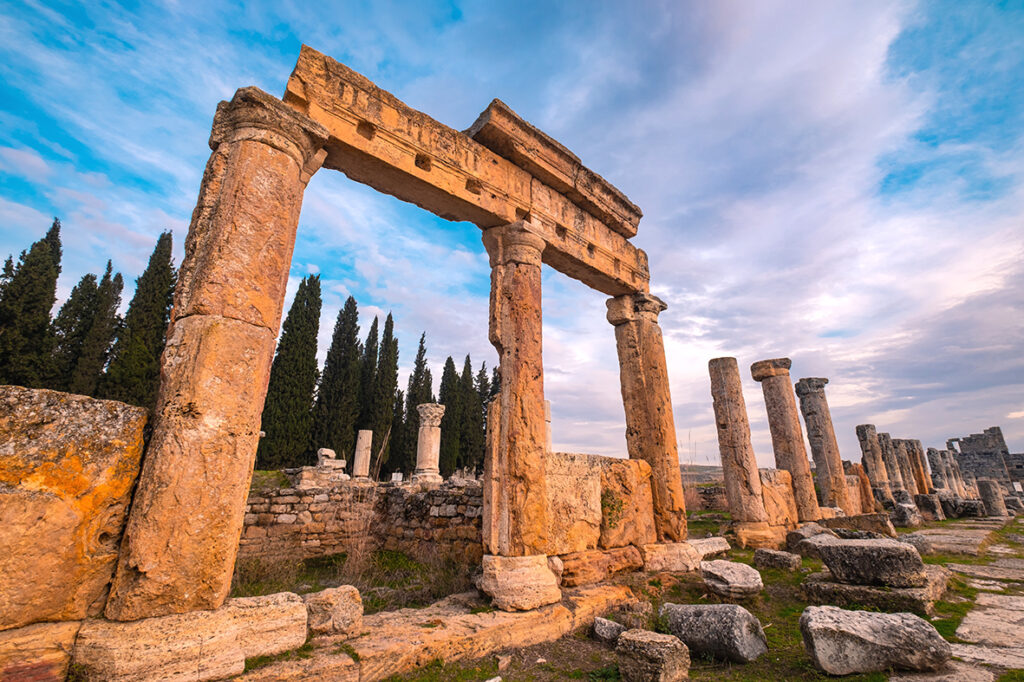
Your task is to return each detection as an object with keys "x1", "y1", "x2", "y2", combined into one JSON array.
[
  {"x1": 800, "y1": 605, "x2": 951, "y2": 675},
  {"x1": 412, "y1": 404, "x2": 444, "y2": 483},
  {"x1": 893, "y1": 439, "x2": 920, "y2": 496},
  {"x1": 476, "y1": 554, "x2": 561, "y2": 611},
  {"x1": 978, "y1": 479, "x2": 1008, "y2": 517},
  {"x1": 855, "y1": 425, "x2": 891, "y2": 505},
  {"x1": 0, "y1": 387, "x2": 147, "y2": 630},
  {"x1": 559, "y1": 546, "x2": 643, "y2": 587},
  {"x1": 0, "y1": 620, "x2": 82, "y2": 681},
  {"x1": 759, "y1": 468, "x2": 799, "y2": 528},
  {"x1": 795, "y1": 378, "x2": 853, "y2": 515},
  {"x1": 593, "y1": 616, "x2": 626, "y2": 644},
  {"x1": 816, "y1": 538, "x2": 927, "y2": 587},
  {"x1": 544, "y1": 452, "x2": 601, "y2": 555},
  {"x1": 878, "y1": 433, "x2": 906, "y2": 492},
  {"x1": 891, "y1": 502, "x2": 925, "y2": 528},
  {"x1": 753, "y1": 548, "x2": 802, "y2": 571},
  {"x1": 303, "y1": 585, "x2": 363, "y2": 636},
  {"x1": 599, "y1": 458, "x2": 657, "y2": 549},
  {"x1": 615, "y1": 629, "x2": 690, "y2": 682},
  {"x1": 700, "y1": 560, "x2": 763, "y2": 599},
  {"x1": 914, "y1": 493, "x2": 946, "y2": 521},
  {"x1": 802, "y1": 565, "x2": 950, "y2": 617},
  {"x1": 688, "y1": 536, "x2": 731, "y2": 559},
  {"x1": 352, "y1": 429, "x2": 372, "y2": 478},
  {"x1": 820, "y1": 512, "x2": 897, "y2": 537},
  {"x1": 640, "y1": 543, "x2": 701, "y2": 573},
  {"x1": 608, "y1": 293, "x2": 687, "y2": 542},
  {"x1": 659, "y1": 603, "x2": 767, "y2": 663}
]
